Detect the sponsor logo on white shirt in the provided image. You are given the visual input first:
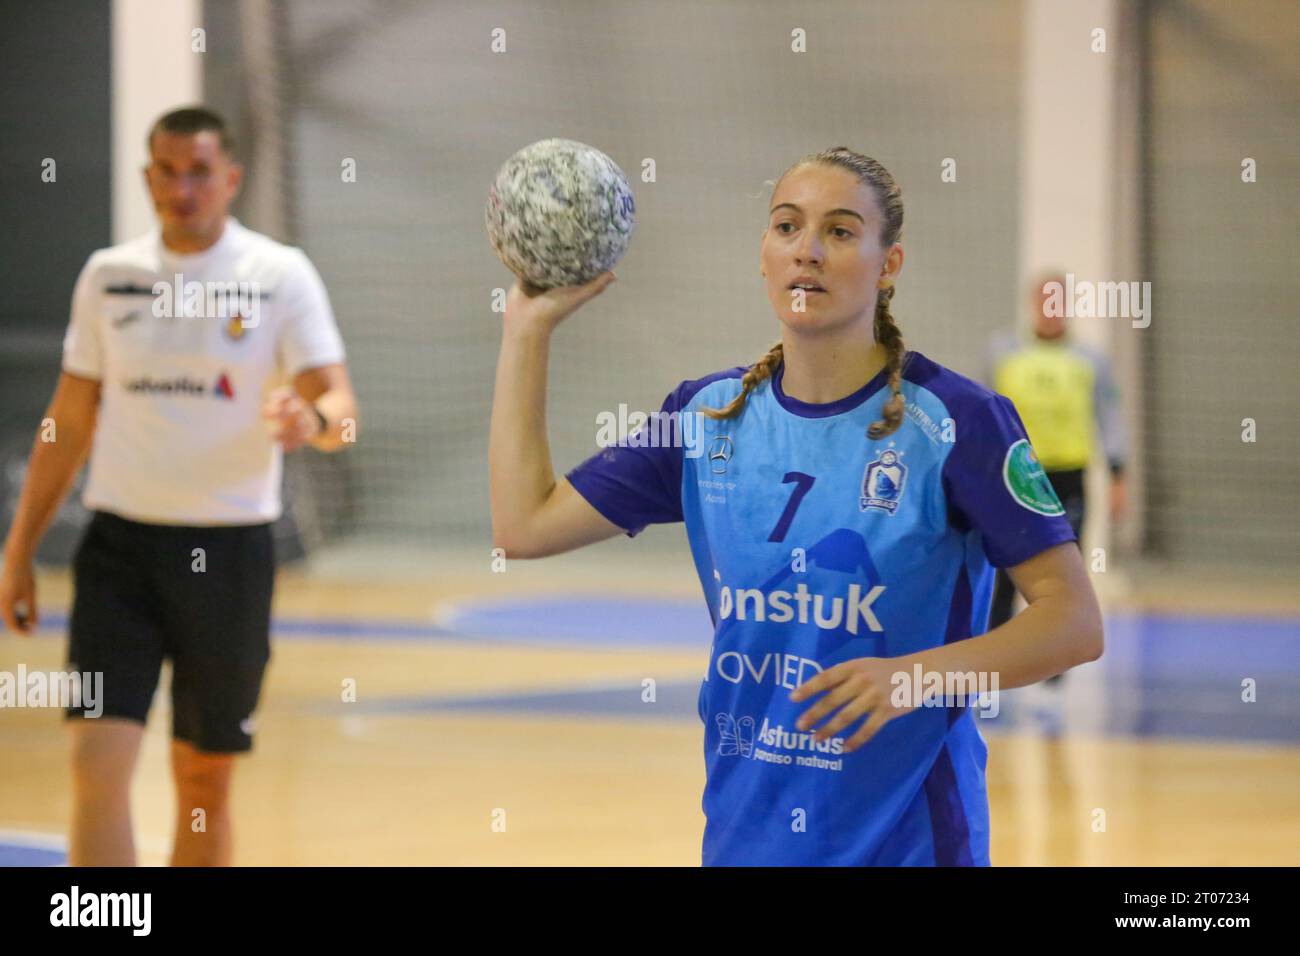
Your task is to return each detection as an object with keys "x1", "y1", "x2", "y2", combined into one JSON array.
[{"x1": 121, "y1": 372, "x2": 235, "y2": 400}]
